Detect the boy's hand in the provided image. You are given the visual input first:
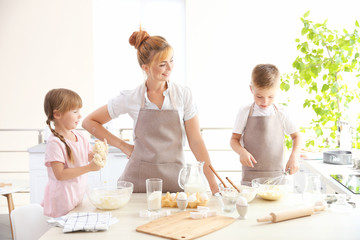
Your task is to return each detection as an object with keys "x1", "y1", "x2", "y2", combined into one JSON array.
[
  {"x1": 285, "y1": 154, "x2": 299, "y2": 174},
  {"x1": 239, "y1": 149, "x2": 257, "y2": 167}
]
